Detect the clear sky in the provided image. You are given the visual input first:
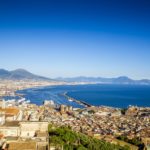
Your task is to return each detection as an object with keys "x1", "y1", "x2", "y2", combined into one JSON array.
[{"x1": 0, "y1": 0, "x2": 150, "y2": 79}]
